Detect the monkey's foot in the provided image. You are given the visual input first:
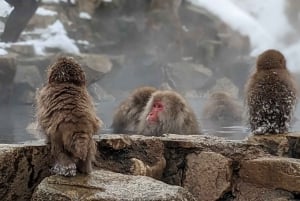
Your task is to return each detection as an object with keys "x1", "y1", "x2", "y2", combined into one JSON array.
[{"x1": 51, "y1": 163, "x2": 77, "y2": 177}]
